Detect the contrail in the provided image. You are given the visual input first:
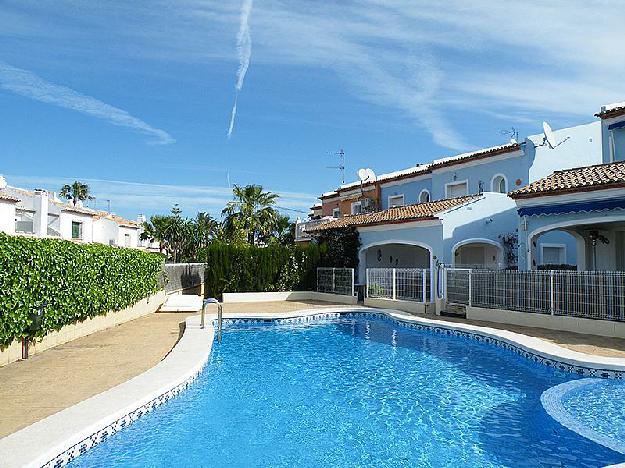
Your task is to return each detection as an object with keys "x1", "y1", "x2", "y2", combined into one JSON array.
[
  {"x1": 227, "y1": 97, "x2": 237, "y2": 138},
  {"x1": 227, "y1": 0, "x2": 253, "y2": 138},
  {"x1": 0, "y1": 61, "x2": 174, "y2": 145}
]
